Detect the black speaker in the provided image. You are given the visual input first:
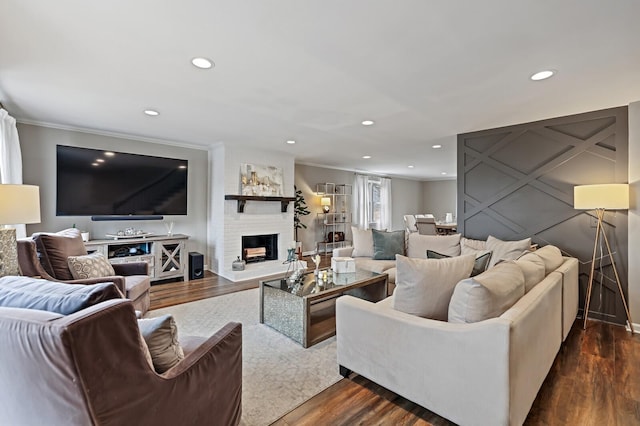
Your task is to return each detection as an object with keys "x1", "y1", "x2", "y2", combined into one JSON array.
[{"x1": 188, "y1": 252, "x2": 204, "y2": 280}]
